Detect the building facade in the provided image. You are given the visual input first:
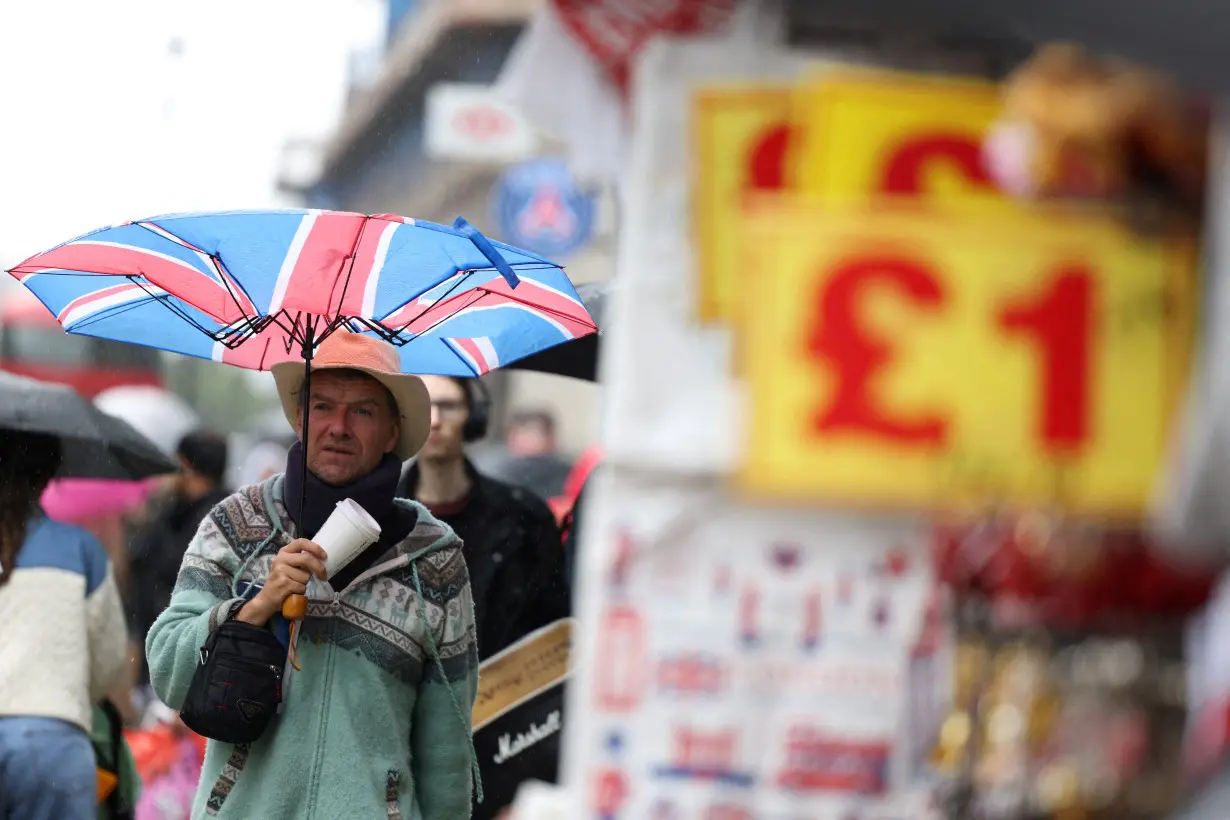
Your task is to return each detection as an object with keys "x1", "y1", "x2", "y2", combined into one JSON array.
[{"x1": 303, "y1": 0, "x2": 612, "y2": 456}]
